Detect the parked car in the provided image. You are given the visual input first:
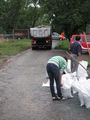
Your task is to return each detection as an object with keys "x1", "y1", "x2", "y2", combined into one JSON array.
[
  {"x1": 70, "y1": 34, "x2": 90, "y2": 53},
  {"x1": 52, "y1": 32, "x2": 60, "y2": 40}
]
